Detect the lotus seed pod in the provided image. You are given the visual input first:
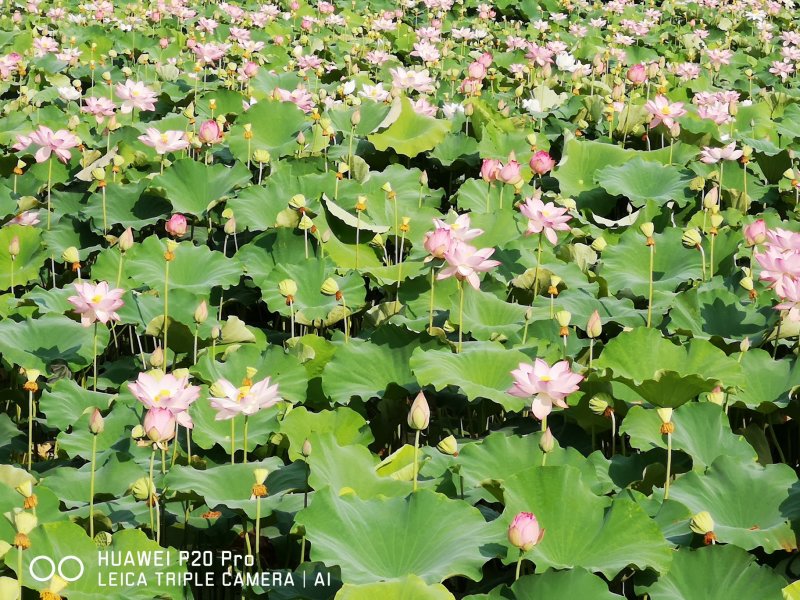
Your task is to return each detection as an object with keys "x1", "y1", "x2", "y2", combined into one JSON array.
[
  {"x1": 739, "y1": 276, "x2": 754, "y2": 291},
  {"x1": 589, "y1": 394, "x2": 611, "y2": 416},
  {"x1": 407, "y1": 391, "x2": 431, "y2": 430},
  {"x1": 682, "y1": 228, "x2": 702, "y2": 248},
  {"x1": 253, "y1": 468, "x2": 269, "y2": 485},
  {"x1": 320, "y1": 277, "x2": 340, "y2": 296},
  {"x1": 381, "y1": 181, "x2": 393, "y2": 193},
  {"x1": 252, "y1": 149, "x2": 271, "y2": 164},
  {"x1": 298, "y1": 214, "x2": 314, "y2": 230},
  {"x1": 689, "y1": 176, "x2": 706, "y2": 191},
  {"x1": 94, "y1": 531, "x2": 113, "y2": 547},
  {"x1": 555, "y1": 310, "x2": 571, "y2": 327},
  {"x1": 710, "y1": 213, "x2": 723, "y2": 229},
  {"x1": 550, "y1": 275, "x2": 562, "y2": 288},
  {"x1": 112, "y1": 154, "x2": 125, "y2": 167},
  {"x1": 707, "y1": 386, "x2": 724, "y2": 405},
  {"x1": 13, "y1": 510, "x2": 37, "y2": 535},
  {"x1": 130, "y1": 477, "x2": 155, "y2": 501},
  {"x1": 289, "y1": 194, "x2": 306, "y2": 209},
  {"x1": 16, "y1": 481, "x2": 33, "y2": 499},
  {"x1": 437, "y1": 435, "x2": 458, "y2": 456},
  {"x1": 591, "y1": 237, "x2": 607, "y2": 252},
  {"x1": 656, "y1": 407, "x2": 673, "y2": 425},
  {"x1": 279, "y1": 279, "x2": 298, "y2": 298},
  {"x1": 689, "y1": 511, "x2": 715, "y2": 535},
  {"x1": 165, "y1": 239, "x2": 179, "y2": 253},
  {"x1": 131, "y1": 424, "x2": 145, "y2": 439},
  {"x1": 639, "y1": 222, "x2": 655, "y2": 238},
  {"x1": 539, "y1": 427, "x2": 555, "y2": 453},
  {"x1": 62, "y1": 246, "x2": 80, "y2": 264}
]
